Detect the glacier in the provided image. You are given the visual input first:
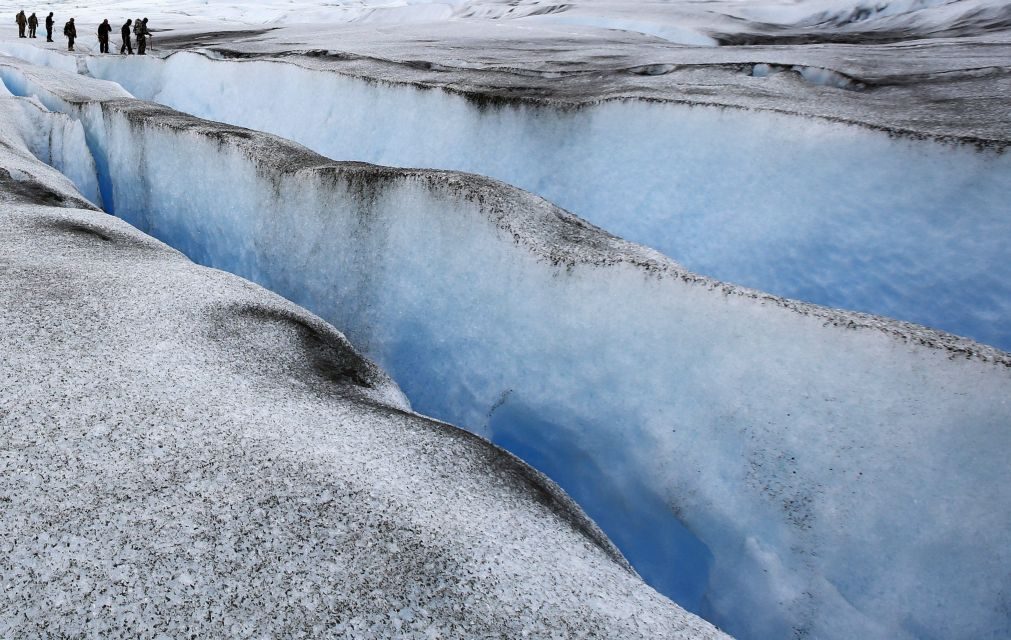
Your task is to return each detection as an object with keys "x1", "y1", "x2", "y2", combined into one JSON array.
[
  {"x1": 0, "y1": 53, "x2": 1007, "y2": 640},
  {"x1": 1, "y1": 1, "x2": 1009, "y2": 638}
]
